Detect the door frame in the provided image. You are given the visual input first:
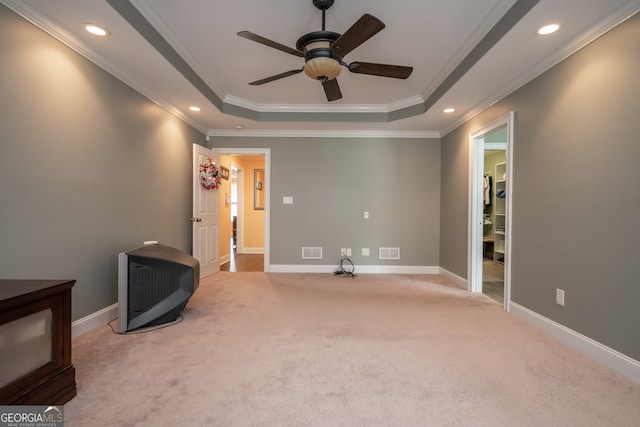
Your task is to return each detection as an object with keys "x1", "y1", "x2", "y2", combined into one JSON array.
[
  {"x1": 213, "y1": 147, "x2": 271, "y2": 272},
  {"x1": 468, "y1": 111, "x2": 514, "y2": 311}
]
